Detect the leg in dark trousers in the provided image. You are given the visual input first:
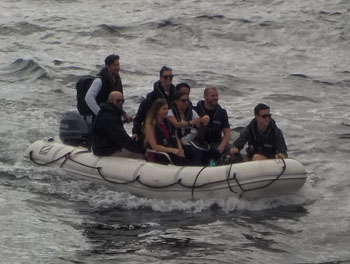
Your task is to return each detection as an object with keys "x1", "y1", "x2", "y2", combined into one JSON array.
[{"x1": 183, "y1": 145, "x2": 204, "y2": 166}]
